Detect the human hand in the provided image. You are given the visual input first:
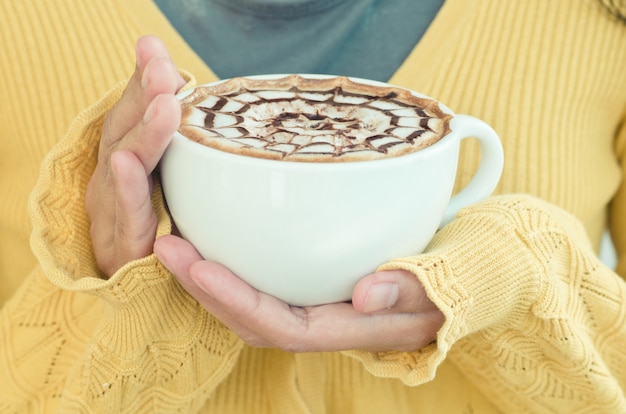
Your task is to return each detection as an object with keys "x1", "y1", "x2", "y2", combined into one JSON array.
[
  {"x1": 154, "y1": 235, "x2": 445, "y2": 352},
  {"x1": 85, "y1": 35, "x2": 186, "y2": 277}
]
